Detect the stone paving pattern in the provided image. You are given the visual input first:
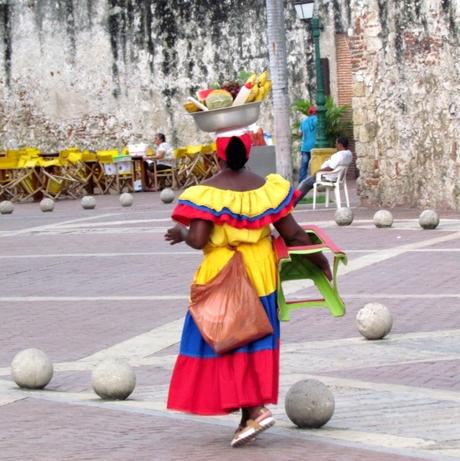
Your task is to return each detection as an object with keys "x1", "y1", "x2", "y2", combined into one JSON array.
[{"x1": 1, "y1": 188, "x2": 459, "y2": 460}]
